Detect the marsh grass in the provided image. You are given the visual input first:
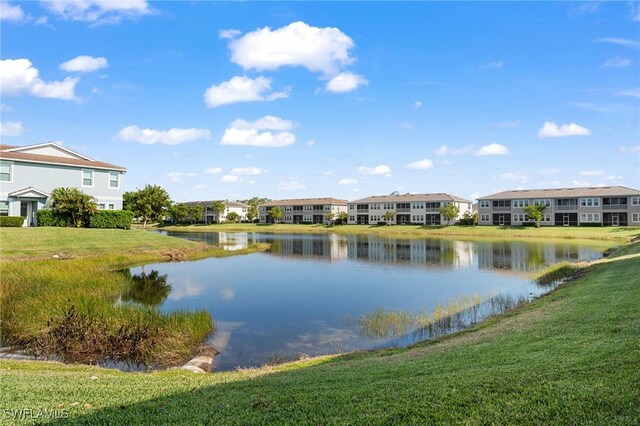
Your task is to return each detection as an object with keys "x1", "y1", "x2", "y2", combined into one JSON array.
[
  {"x1": 0, "y1": 229, "x2": 269, "y2": 368},
  {"x1": 534, "y1": 261, "x2": 582, "y2": 286}
]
